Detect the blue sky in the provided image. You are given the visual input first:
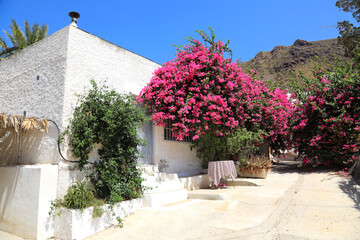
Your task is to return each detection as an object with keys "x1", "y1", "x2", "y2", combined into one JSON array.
[{"x1": 0, "y1": 0, "x2": 355, "y2": 64}]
